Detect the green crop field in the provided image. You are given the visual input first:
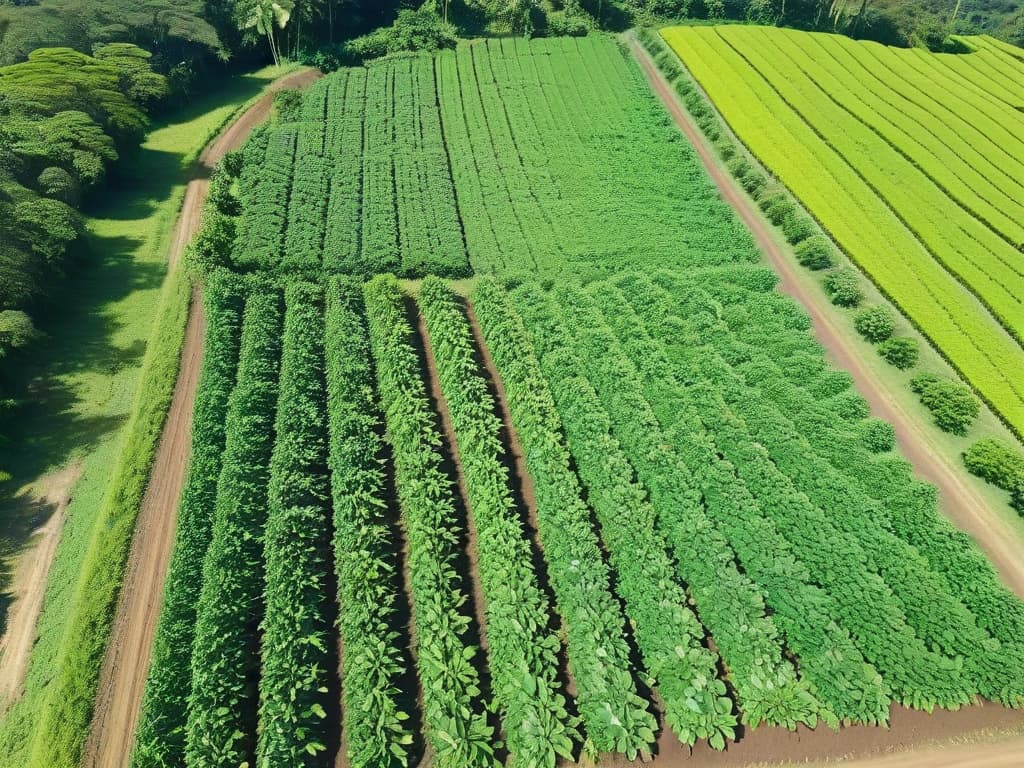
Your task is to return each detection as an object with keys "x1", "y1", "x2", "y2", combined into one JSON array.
[
  {"x1": 124, "y1": 35, "x2": 1024, "y2": 768},
  {"x1": 662, "y1": 25, "x2": 1024, "y2": 438}
]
